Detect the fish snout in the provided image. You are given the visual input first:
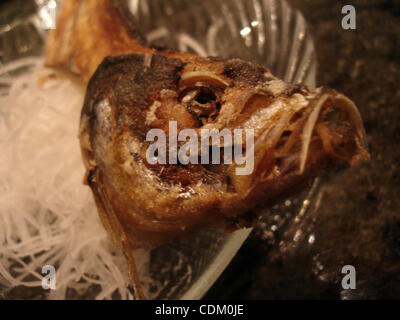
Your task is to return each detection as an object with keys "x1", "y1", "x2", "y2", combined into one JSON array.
[
  {"x1": 253, "y1": 89, "x2": 370, "y2": 184},
  {"x1": 307, "y1": 90, "x2": 370, "y2": 170}
]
